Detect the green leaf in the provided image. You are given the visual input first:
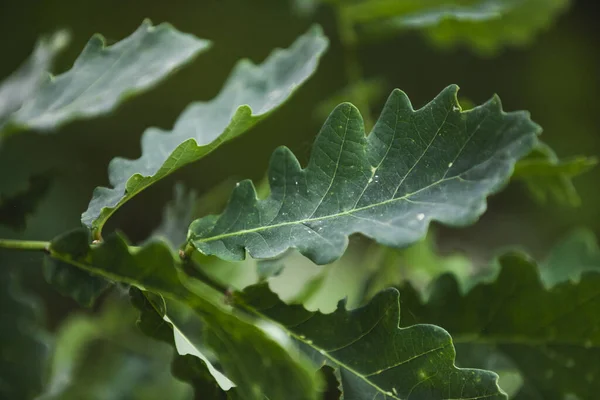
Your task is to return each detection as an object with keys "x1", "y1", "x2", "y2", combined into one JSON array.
[
  {"x1": 397, "y1": 232, "x2": 600, "y2": 399},
  {"x1": 43, "y1": 227, "x2": 111, "y2": 307},
  {"x1": 42, "y1": 258, "x2": 111, "y2": 307},
  {"x1": 513, "y1": 142, "x2": 597, "y2": 207},
  {"x1": 47, "y1": 229, "x2": 322, "y2": 400},
  {"x1": 189, "y1": 85, "x2": 541, "y2": 264},
  {"x1": 129, "y1": 287, "x2": 230, "y2": 399},
  {"x1": 0, "y1": 31, "x2": 69, "y2": 128},
  {"x1": 345, "y1": 0, "x2": 570, "y2": 53},
  {"x1": 0, "y1": 266, "x2": 51, "y2": 400},
  {"x1": 0, "y1": 173, "x2": 52, "y2": 230},
  {"x1": 235, "y1": 283, "x2": 506, "y2": 399},
  {"x1": 82, "y1": 26, "x2": 329, "y2": 239},
  {"x1": 2, "y1": 19, "x2": 209, "y2": 135},
  {"x1": 40, "y1": 295, "x2": 192, "y2": 400}
]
